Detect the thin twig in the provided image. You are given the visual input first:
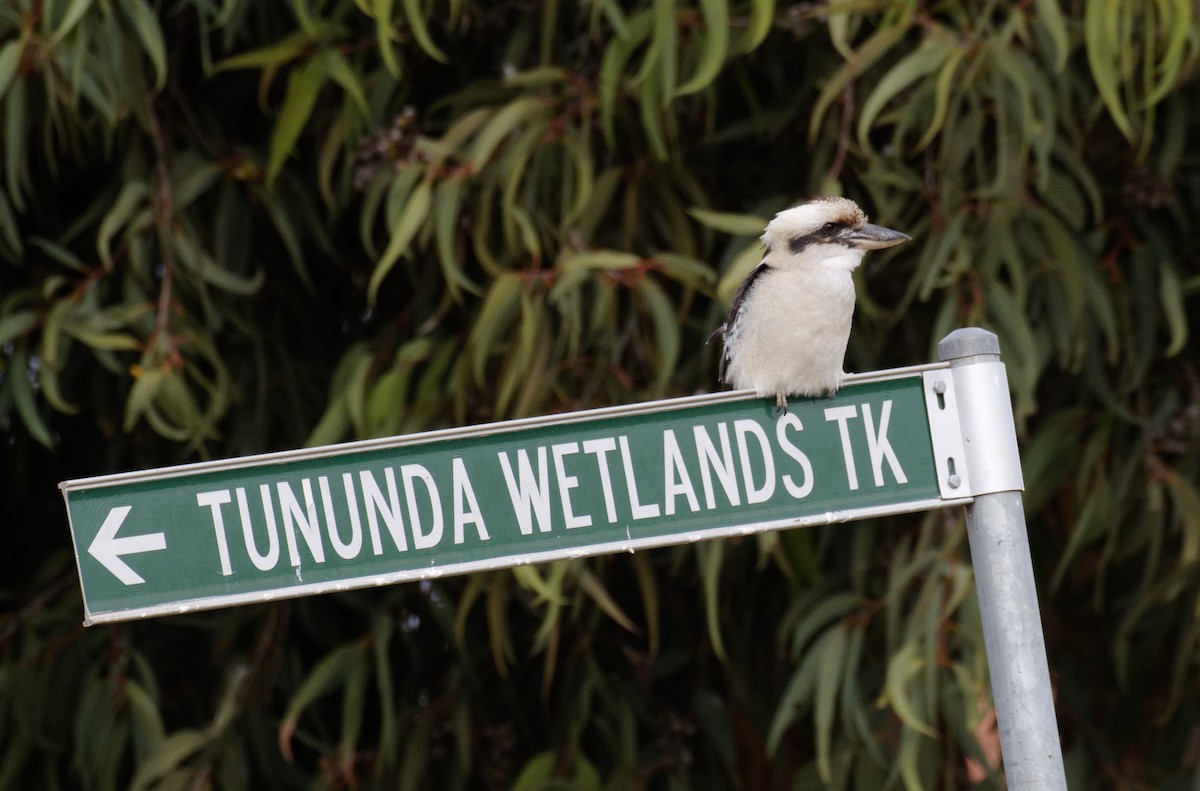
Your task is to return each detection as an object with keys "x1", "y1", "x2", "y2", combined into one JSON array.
[
  {"x1": 0, "y1": 570, "x2": 77, "y2": 648},
  {"x1": 146, "y1": 100, "x2": 180, "y2": 365},
  {"x1": 825, "y1": 83, "x2": 855, "y2": 186}
]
